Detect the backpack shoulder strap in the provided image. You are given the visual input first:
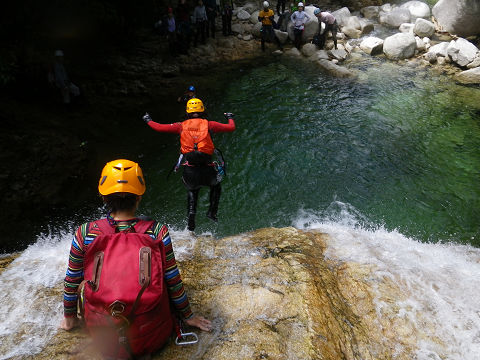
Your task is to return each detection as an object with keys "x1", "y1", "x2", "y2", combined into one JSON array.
[
  {"x1": 94, "y1": 218, "x2": 116, "y2": 235},
  {"x1": 133, "y1": 220, "x2": 155, "y2": 234}
]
